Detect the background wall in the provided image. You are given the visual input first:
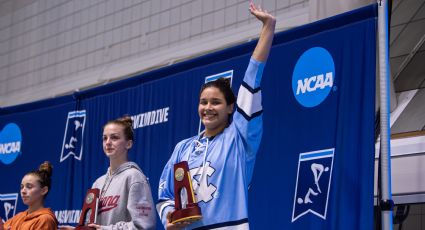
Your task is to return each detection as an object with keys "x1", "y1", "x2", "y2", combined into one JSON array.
[{"x1": 0, "y1": 0, "x2": 310, "y2": 107}]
